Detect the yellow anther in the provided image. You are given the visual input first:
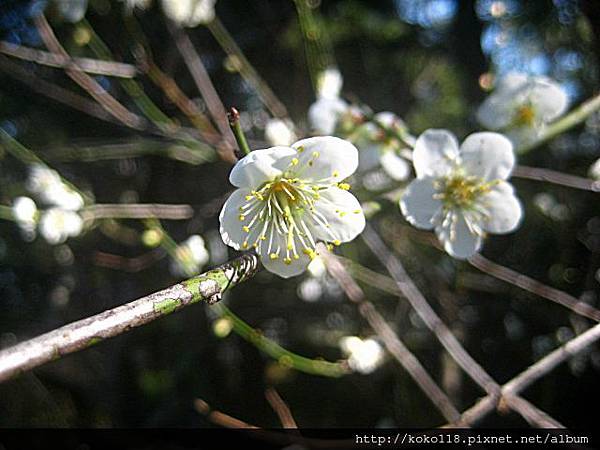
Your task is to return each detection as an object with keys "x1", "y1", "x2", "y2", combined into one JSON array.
[
  {"x1": 333, "y1": 240, "x2": 341, "y2": 246},
  {"x1": 238, "y1": 214, "x2": 245, "y2": 221},
  {"x1": 337, "y1": 183, "x2": 351, "y2": 190},
  {"x1": 260, "y1": 235, "x2": 266, "y2": 240},
  {"x1": 284, "y1": 257, "x2": 292, "y2": 265},
  {"x1": 269, "y1": 253, "x2": 279, "y2": 260},
  {"x1": 353, "y1": 209, "x2": 362, "y2": 214},
  {"x1": 242, "y1": 226, "x2": 250, "y2": 233},
  {"x1": 332, "y1": 170, "x2": 340, "y2": 177},
  {"x1": 326, "y1": 243, "x2": 334, "y2": 251},
  {"x1": 308, "y1": 160, "x2": 314, "y2": 166},
  {"x1": 294, "y1": 255, "x2": 300, "y2": 260},
  {"x1": 339, "y1": 211, "x2": 347, "y2": 217},
  {"x1": 291, "y1": 158, "x2": 299, "y2": 166},
  {"x1": 245, "y1": 195, "x2": 253, "y2": 201},
  {"x1": 312, "y1": 151, "x2": 319, "y2": 158},
  {"x1": 242, "y1": 241, "x2": 249, "y2": 249},
  {"x1": 297, "y1": 146, "x2": 305, "y2": 153}
]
